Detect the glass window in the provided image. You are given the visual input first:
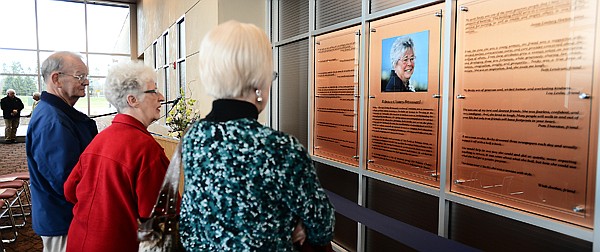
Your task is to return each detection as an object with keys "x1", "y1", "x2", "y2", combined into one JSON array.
[
  {"x1": 87, "y1": 54, "x2": 130, "y2": 76},
  {"x1": 178, "y1": 19, "x2": 186, "y2": 58},
  {"x1": 178, "y1": 61, "x2": 186, "y2": 93},
  {"x1": 164, "y1": 66, "x2": 169, "y2": 100},
  {"x1": 39, "y1": 50, "x2": 88, "y2": 74},
  {"x1": 156, "y1": 39, "x2": 164, "y2": 67},
  {"x1": 0, "y1": 1, "x2": 130, "y2": 117},
  {"x1": 163, "y1": 32, "x2": 169, "y2": 68},
  {"x1": 162, "y1": 32, "x2": 169, "y2": 102},
  {"x1": 0, "y1": 0, "x2": 37, "y2": 49},
  {"x1": 156, "y1": 69, "x2": 167, "y2": 120},
  {"x1": 153, "y1": 42, "x2": 158, "y2": 69},
  {"x1": 0, "y1": 75, "x2": 38, "y2": 104},
  {"x1": 0, "y1": 85, "x2": 37, "y2": 117},
  {"x1": 177, "y1": 19, "x2": 186, "y2": 94},
  {"x1": 0, "y1": 49, "x2": 38, "y2": 75},
  {"x1": 87, "y1": 77, "x2": 115, "y2": 116},
  {"x1": 87, "y1": 4, "x2": 130, "y2": 54},
  {"x1": 37, "y1": 0, "x2": 86, "y2": 51},
  {"x1": 39, "y1": 51, "x2": 61, "y2": 67},
  {"x1": 73, "y1": 87, "x2": 90, "y2": 114}
]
